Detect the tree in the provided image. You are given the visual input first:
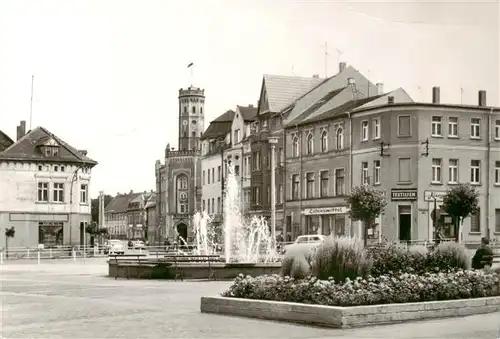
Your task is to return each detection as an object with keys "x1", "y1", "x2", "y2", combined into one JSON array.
[
  {"x1": 346, "y1": 185, "x2": 387, "y2": 246},
  {"x1": 5, "y1": 226, "x2": 15, "y2": 259},
  {"x1": 442, "y1": 184, "x2": 479, "y2": 243},
  {"x1": 85, "y1": 222, "x2": 109, "y2": 246}
]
